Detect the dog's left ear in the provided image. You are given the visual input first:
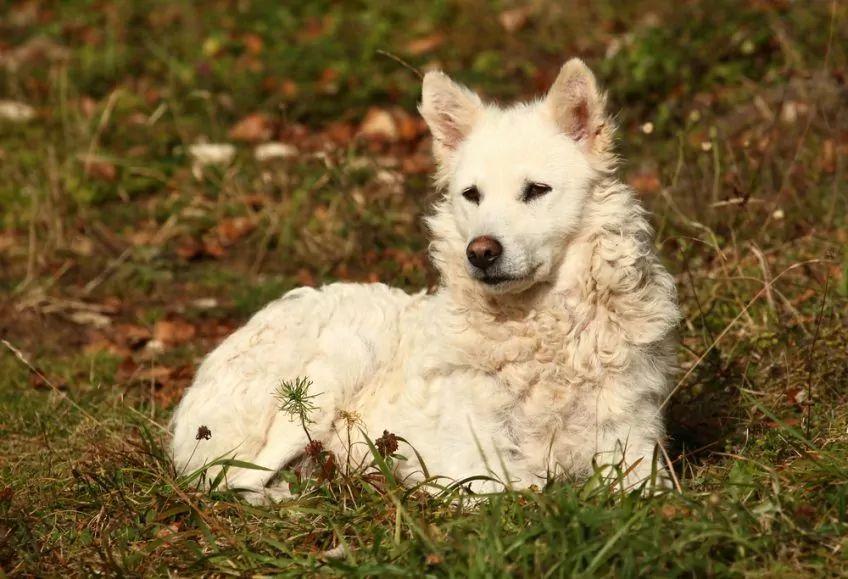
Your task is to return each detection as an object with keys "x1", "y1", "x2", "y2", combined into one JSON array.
[{"x1": 545, "y1": 58, "x2": 610, "y2": 154}]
